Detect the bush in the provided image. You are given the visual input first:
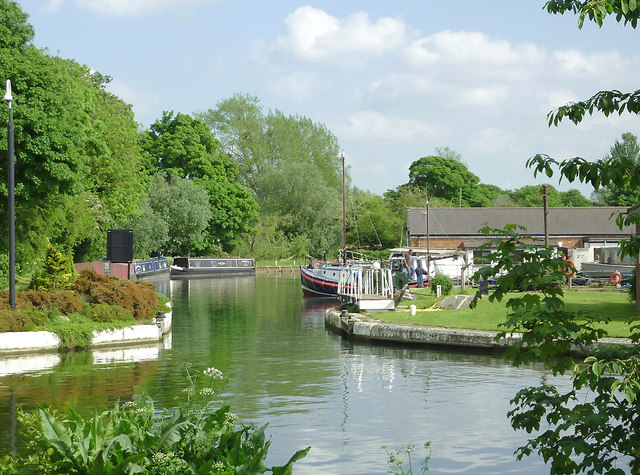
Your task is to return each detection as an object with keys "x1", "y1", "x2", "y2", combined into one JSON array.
[
  {"x1": 72, "y1": 270, "x2": 159, "y2": 321},
  {"x1": 29, "y1": 242, "x2": 76, "y2": 291},
  {"x1": 0, "y1": 309, "x2": 49, "y2": 332},
  {"x1": 81, "y1": 302, "x2": 135, "y2": 323},
  {"x1": 0, "y1": 289, "x2": 83, "y2": 314},
  {"x1": 430, "y1": 273, "x2": 453, "y2": 295},
  {"x1": 628, "y1": 272, "x2": 637, "y2": 302}
]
